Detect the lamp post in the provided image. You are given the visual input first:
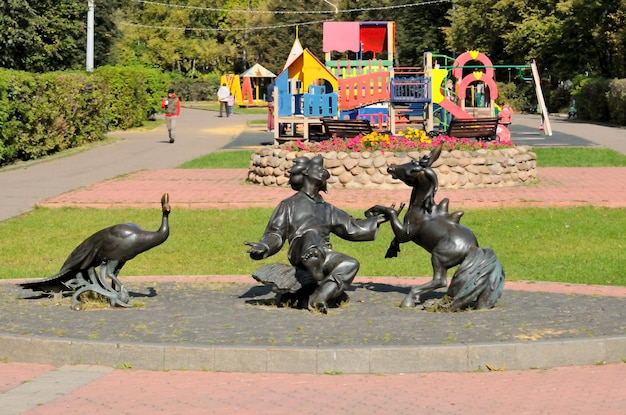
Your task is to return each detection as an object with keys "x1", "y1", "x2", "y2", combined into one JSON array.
[{"x1": 86, "y1": 0, "x2": 94, "y2": 72}]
